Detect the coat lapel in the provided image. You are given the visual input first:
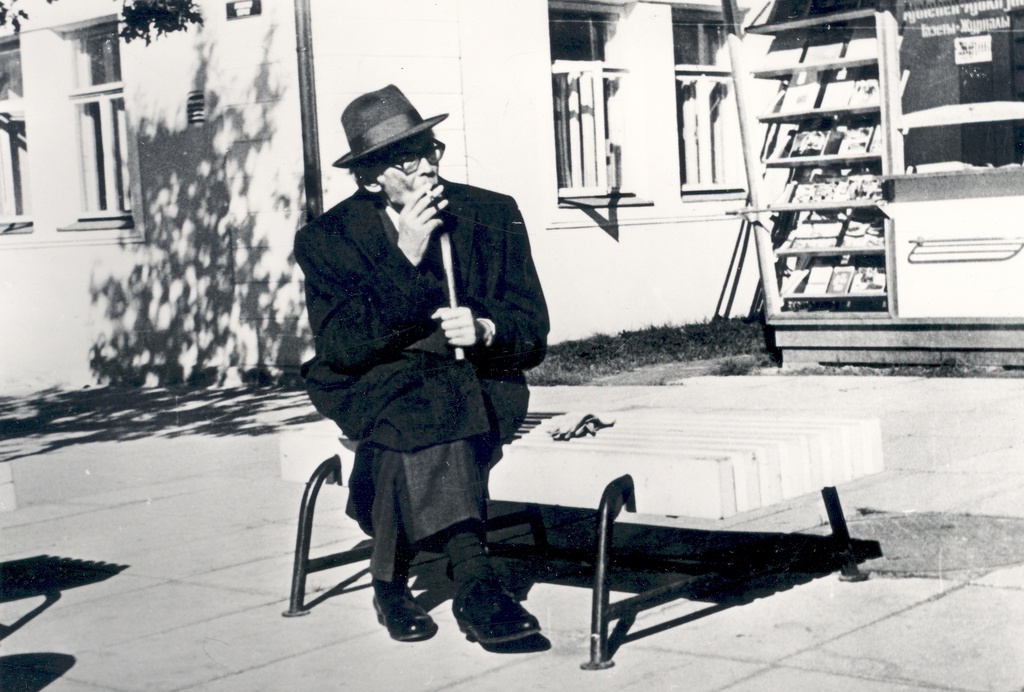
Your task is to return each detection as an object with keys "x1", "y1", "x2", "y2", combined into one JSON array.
[
  {"x1": 343, "y1": 191, "x2": 399, "y2": 268},
  {"x1": 442, "y1": 180, "x2": 477, "y2": 294}
]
